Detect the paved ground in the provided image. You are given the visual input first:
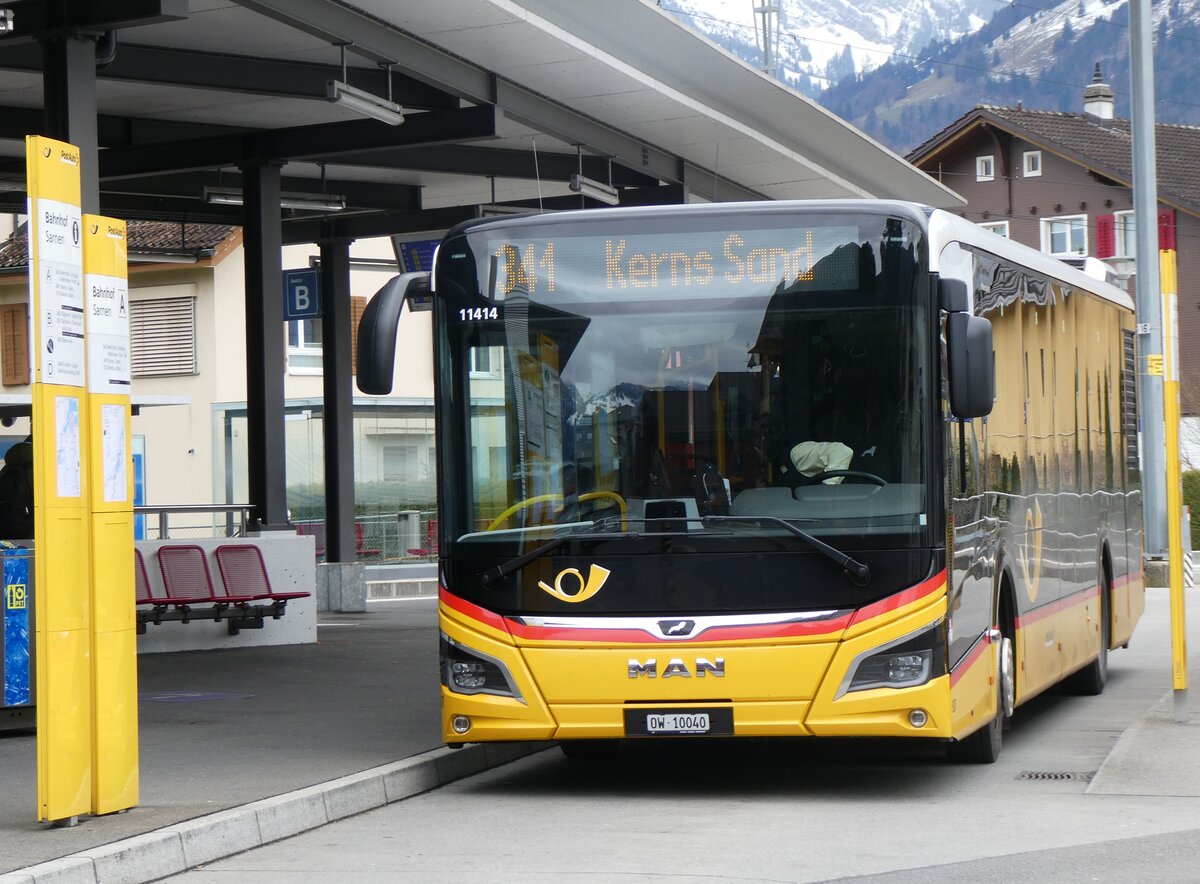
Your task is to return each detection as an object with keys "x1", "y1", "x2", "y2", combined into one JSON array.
[
  {"x1": 161, "y1": 586, "x2": 1200, "y2": 884},
  {"x1": 0, "y1": 597, "x2": 444, "y2": 874},
  {"x1": 2, "y1": 582, "x2": 1199, "y2": 883}
]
